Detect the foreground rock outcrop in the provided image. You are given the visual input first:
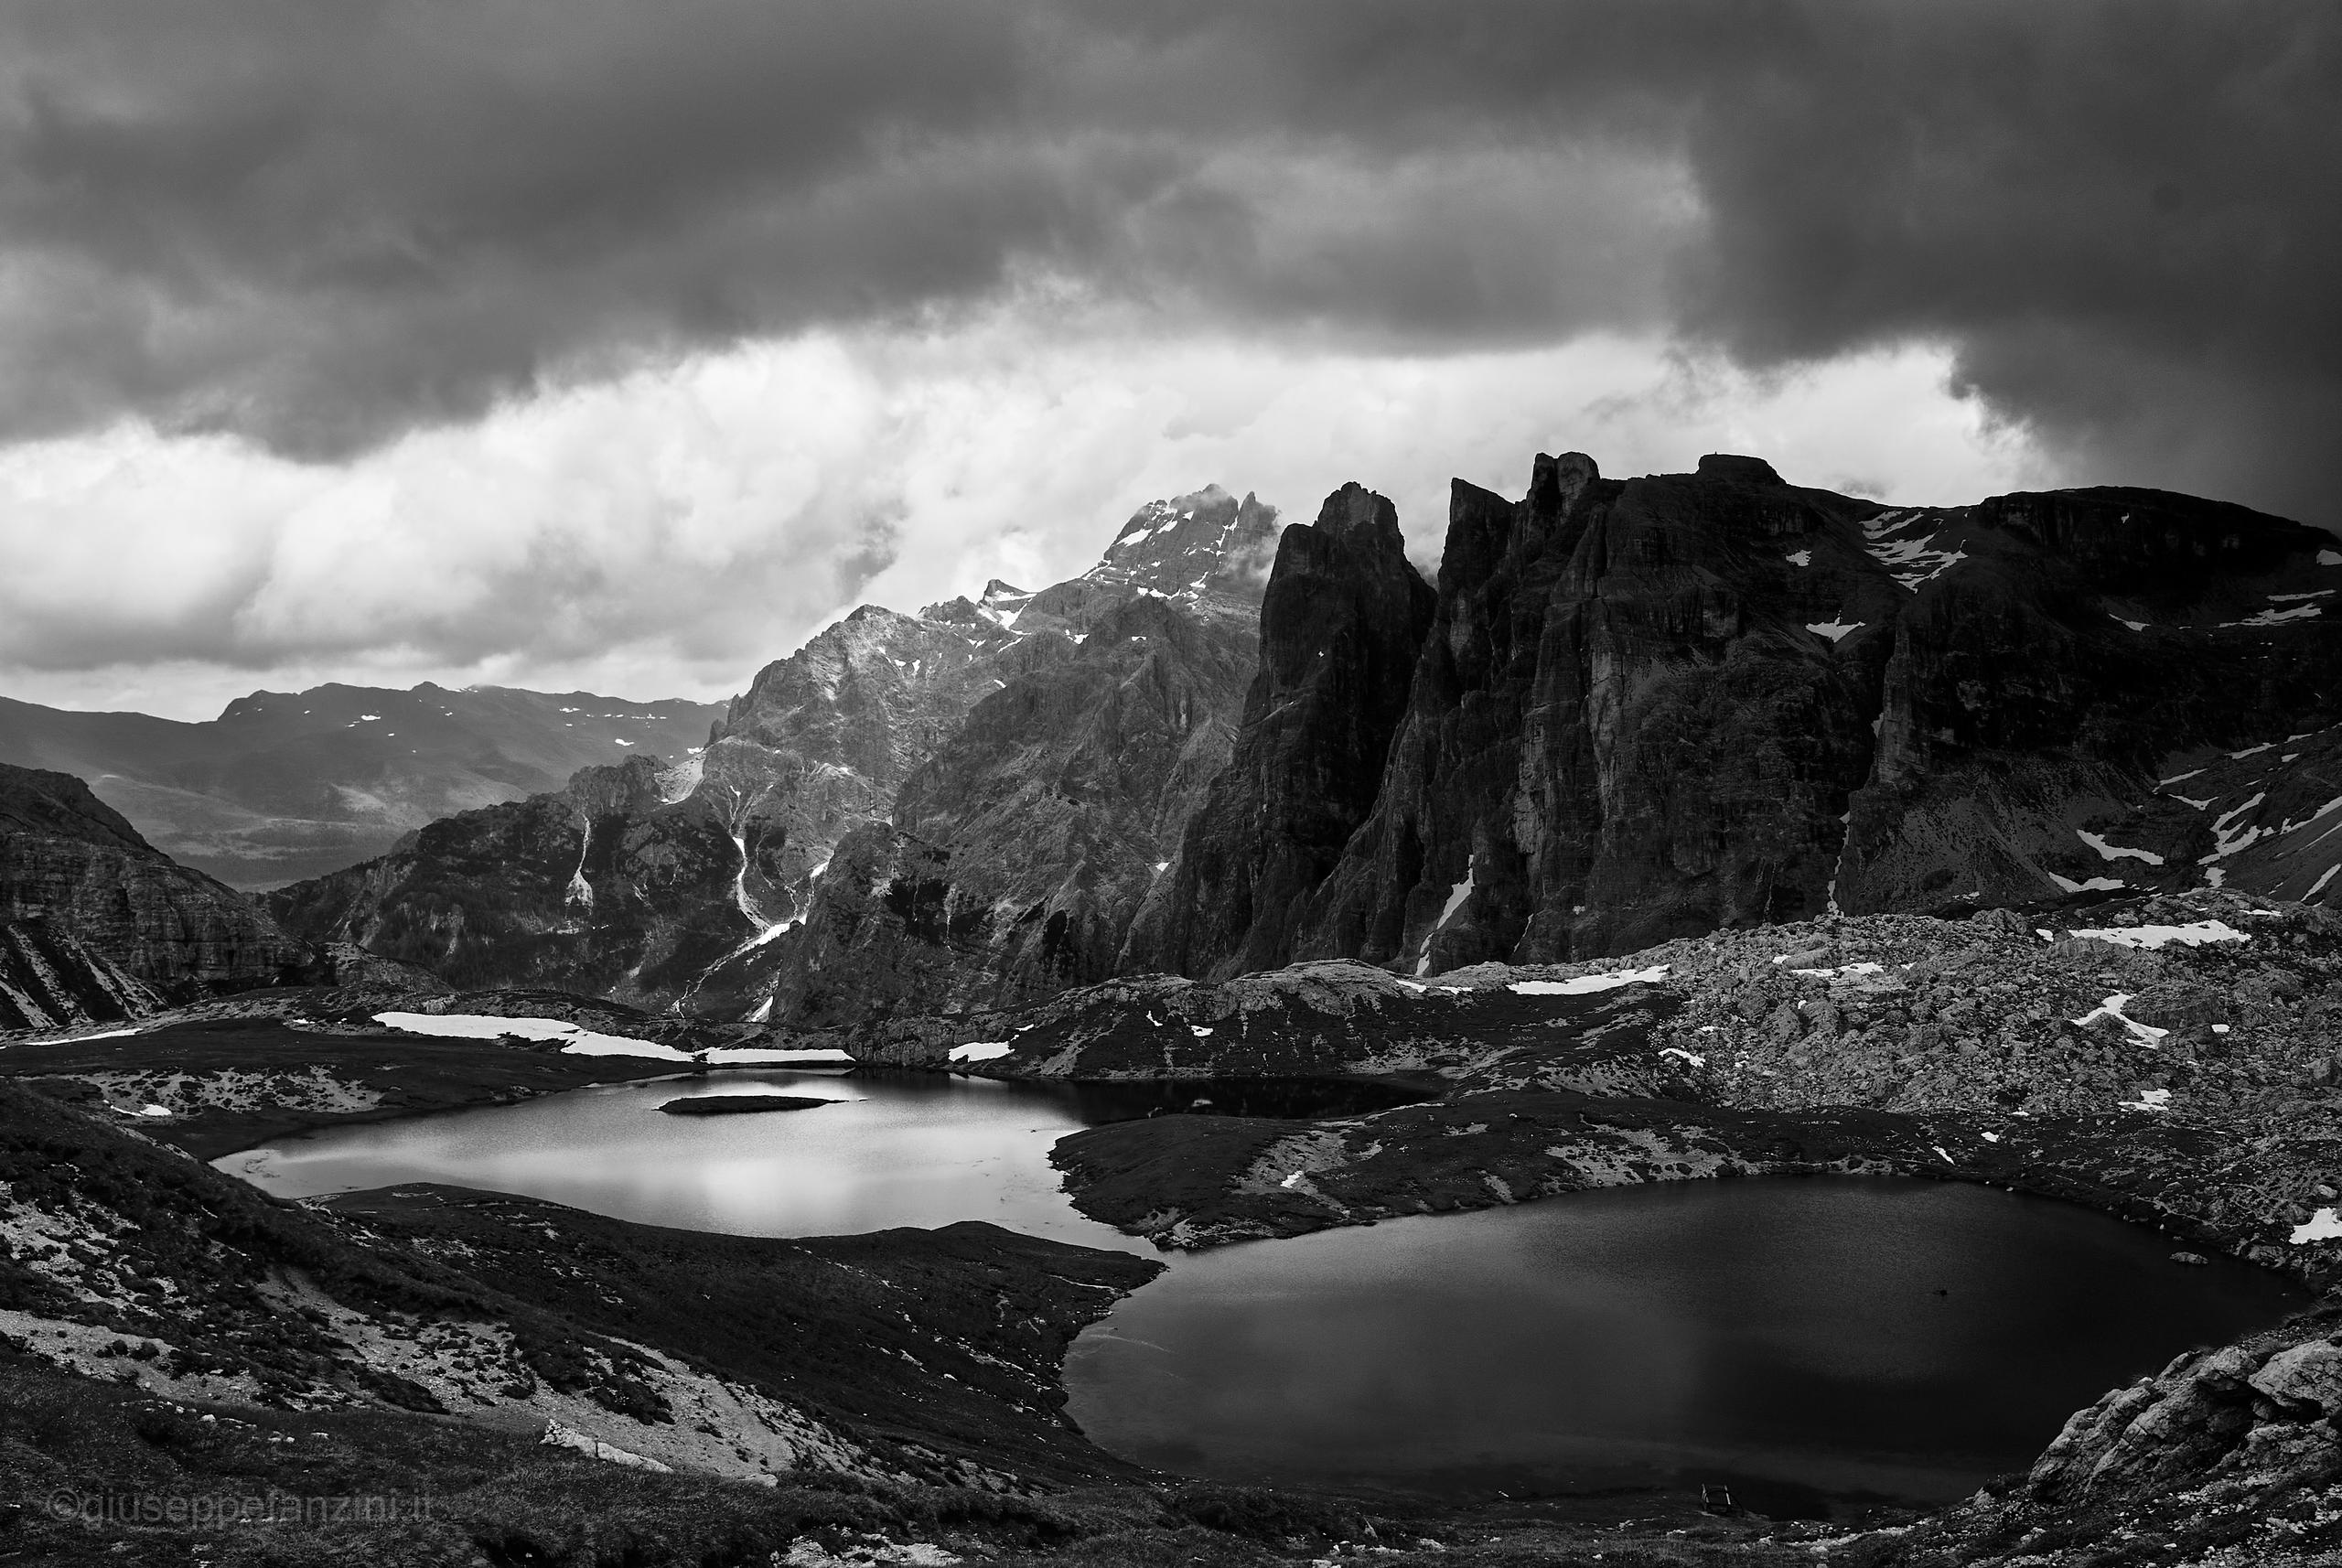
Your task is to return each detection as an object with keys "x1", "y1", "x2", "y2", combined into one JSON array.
[{"x1": 0, "y1": 762, "x2": 314, "y2": 997}]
